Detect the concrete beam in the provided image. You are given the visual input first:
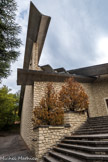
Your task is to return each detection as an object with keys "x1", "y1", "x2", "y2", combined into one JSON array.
[{"x1": 17, "y1": 69, "x2": 96, "y2": 85}]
